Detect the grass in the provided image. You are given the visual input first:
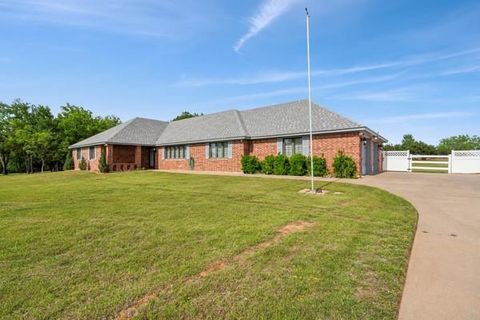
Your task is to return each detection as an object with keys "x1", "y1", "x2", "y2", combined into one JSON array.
[
  {"x1": 411, "y1": 160, "x2": 449, "y2": 173},
  {"x1": 0, "y1": 171, "x2": 417, "y2": 319}
]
